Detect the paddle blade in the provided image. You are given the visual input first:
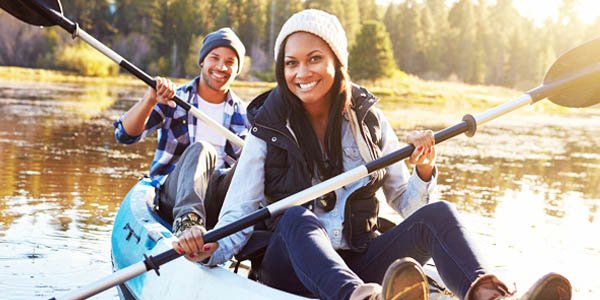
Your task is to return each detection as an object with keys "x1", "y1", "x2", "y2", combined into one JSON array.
[
  {"x1": 543, "y1": 38, "x2": 600, "y2": 108},
  {"x1": 0, "y1": 0, "x2": 62, "y2": 27}
]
